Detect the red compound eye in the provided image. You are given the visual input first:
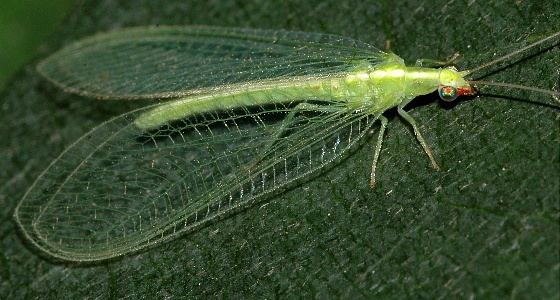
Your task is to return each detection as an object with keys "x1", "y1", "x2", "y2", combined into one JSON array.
[{"x1": 438, "y1": 86, "x2": 458, "y2": 101}]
